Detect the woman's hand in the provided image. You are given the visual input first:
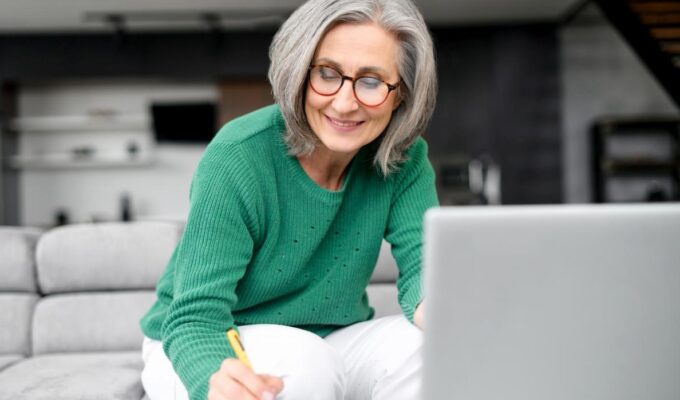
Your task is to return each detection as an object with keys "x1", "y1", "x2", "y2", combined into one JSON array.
[
  {"x1": 414, "y1": 301, "x2": 425, "y2": 330},
  {"x1": 208, "y1": 358, "x2": 284, "y2": 400}
]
